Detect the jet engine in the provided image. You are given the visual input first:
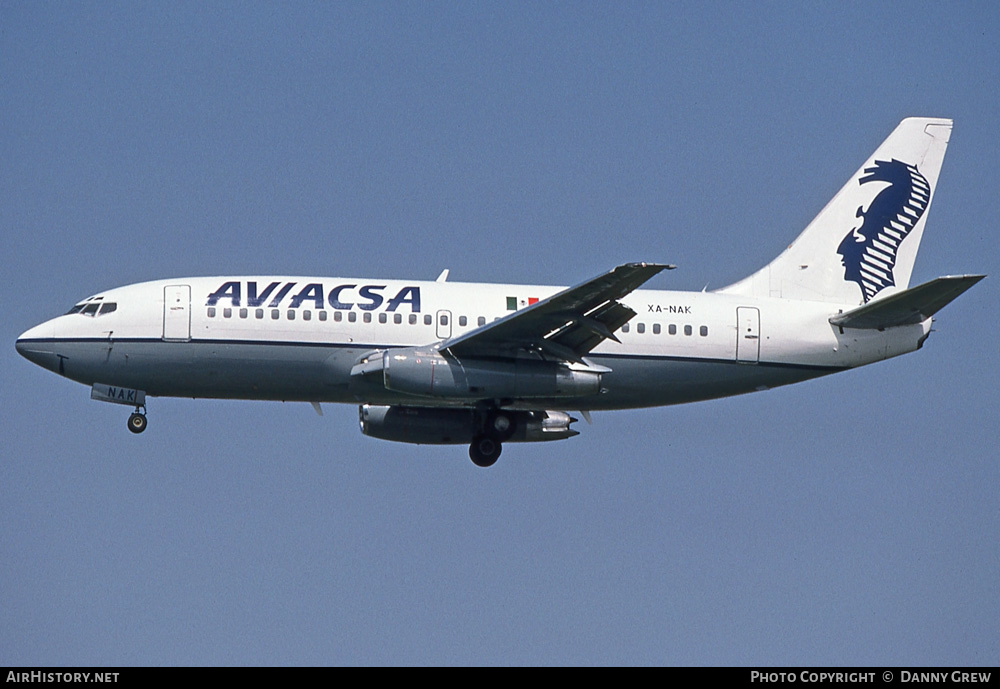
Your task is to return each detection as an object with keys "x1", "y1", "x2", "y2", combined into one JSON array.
[
  {"x1": 359, "y1": 405, "x2": 579, "y2": 445},
  {"x1": 350, "y1": 348, "x2": 602, "y2": 401}
]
